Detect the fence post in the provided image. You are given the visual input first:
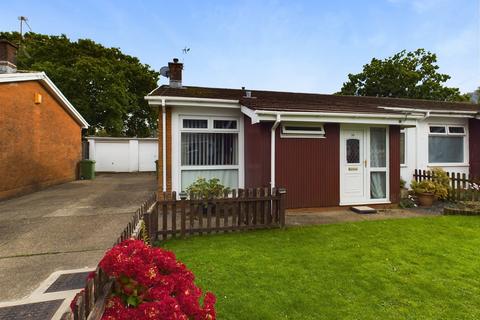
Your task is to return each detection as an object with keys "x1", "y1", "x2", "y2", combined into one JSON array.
[
  {"x1": 180, "y1": 192, "x2": 187, "y2": 238},
  {"x1": 278, "y1": 188, "x2": 287, "y2": 228},
  {"x1": 150, "y1": 202, "x2": 159, "y2": 242},
  {"x1": 143, "y1": 209, "x2": 152, "y2": 244}
]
